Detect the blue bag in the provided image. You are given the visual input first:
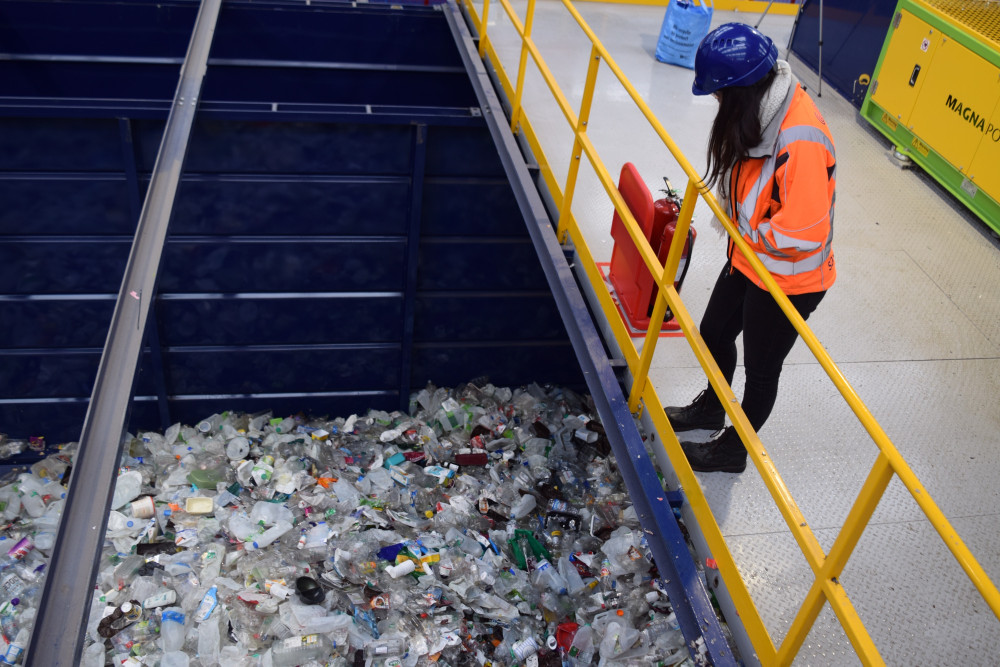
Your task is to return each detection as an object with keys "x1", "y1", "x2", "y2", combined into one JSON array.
[{"x1": 654, "y1": 0, "x2": 713, "y2": 70}]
